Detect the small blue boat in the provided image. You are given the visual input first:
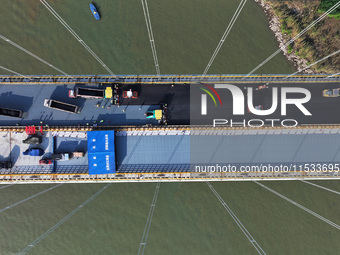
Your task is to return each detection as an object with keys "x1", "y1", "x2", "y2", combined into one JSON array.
[{"x1": 90, "y1": 4, "x2": 100, "y2": 20}]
